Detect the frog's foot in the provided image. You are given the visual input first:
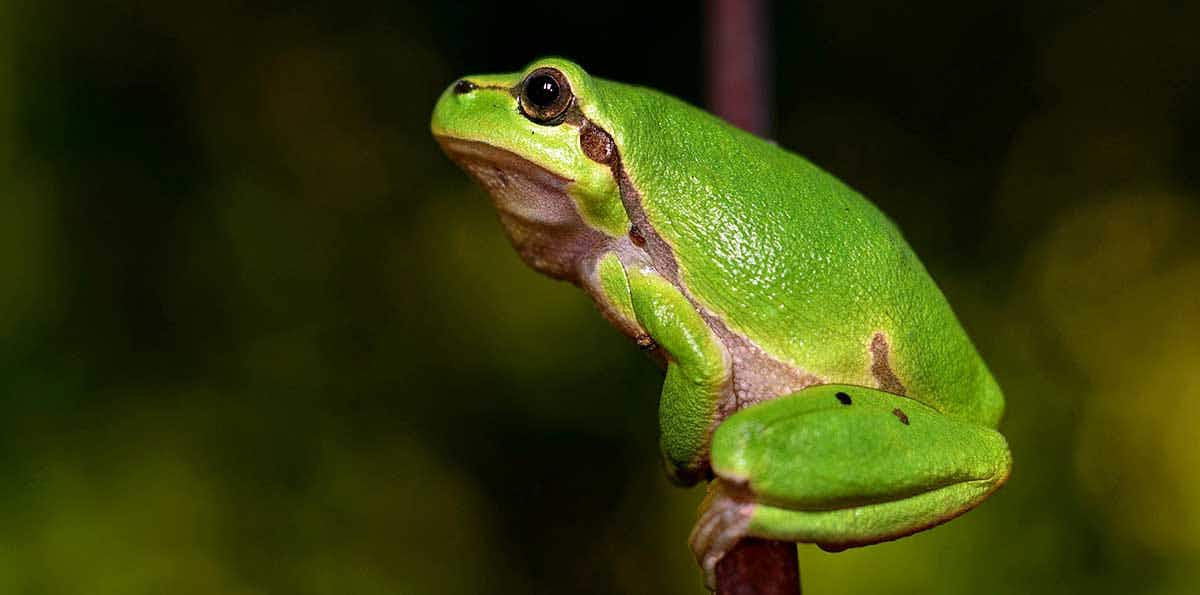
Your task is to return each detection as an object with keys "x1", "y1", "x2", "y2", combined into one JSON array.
[
  {"x1": 688, "y1": 482, "x2": 754, "y2": 589},
  {"x1": 693, "y1": 384, "x2": 1011, "y2": 583}
]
